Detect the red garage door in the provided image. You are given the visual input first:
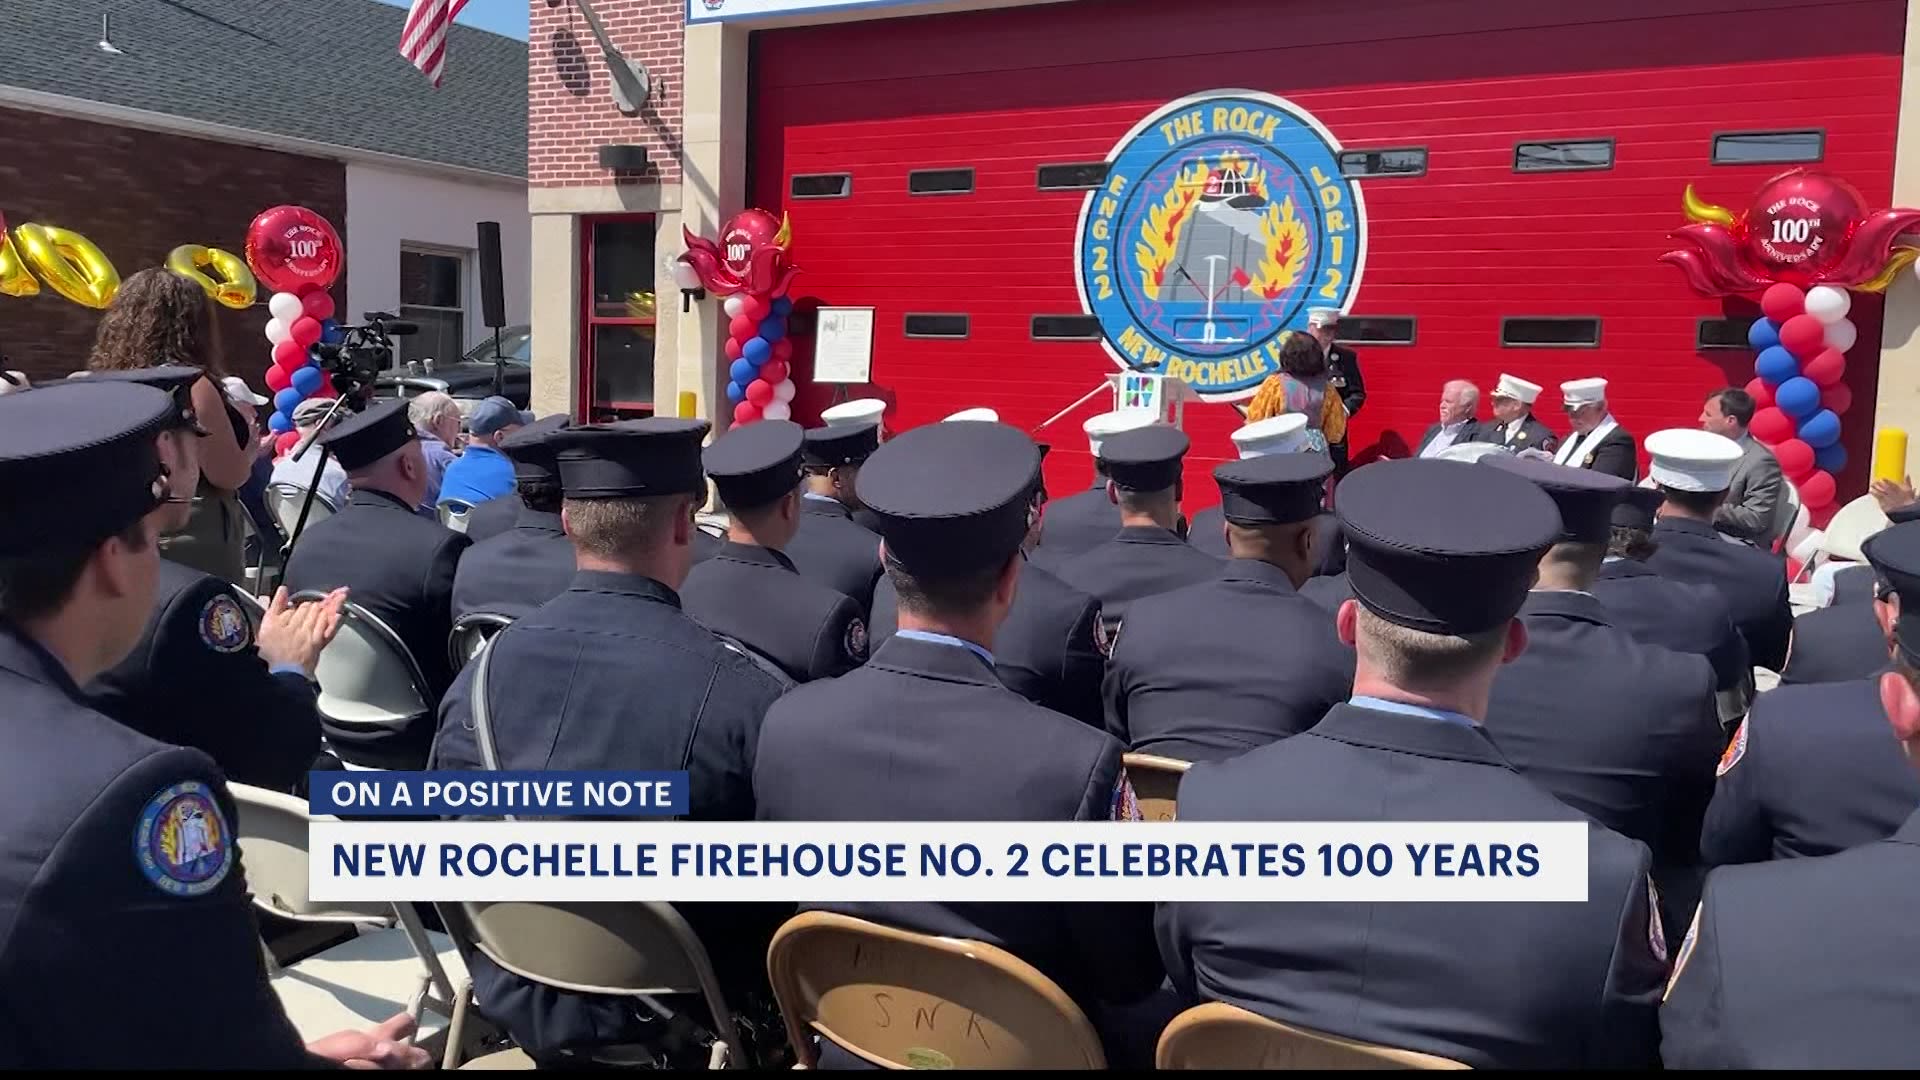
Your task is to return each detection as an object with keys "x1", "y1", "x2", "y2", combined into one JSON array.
[{"x1": 750, "y1": 0, "x2": 1901, "y2": 499}]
